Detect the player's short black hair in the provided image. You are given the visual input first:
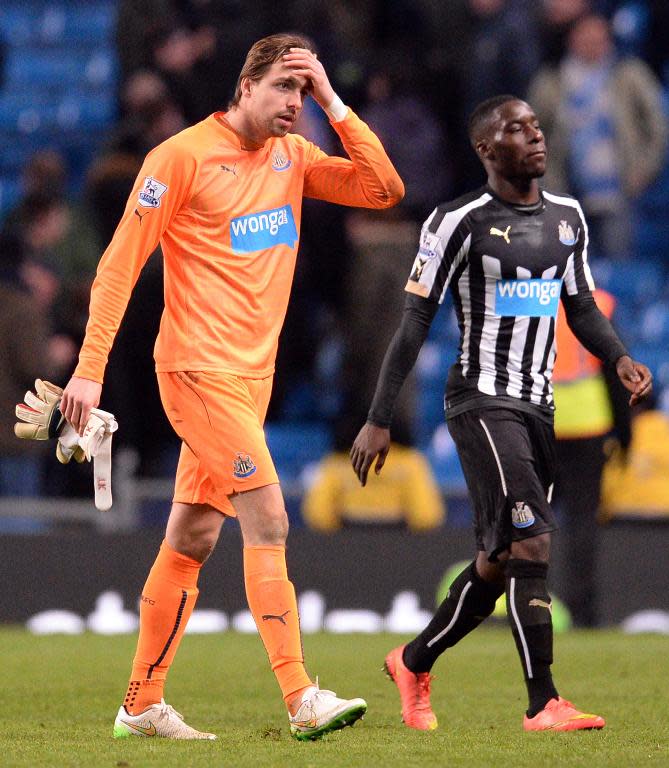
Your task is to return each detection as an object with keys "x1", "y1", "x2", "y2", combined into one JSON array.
[{"x1": 468, "y1": 94, "x2": 520, "y2": 146}]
